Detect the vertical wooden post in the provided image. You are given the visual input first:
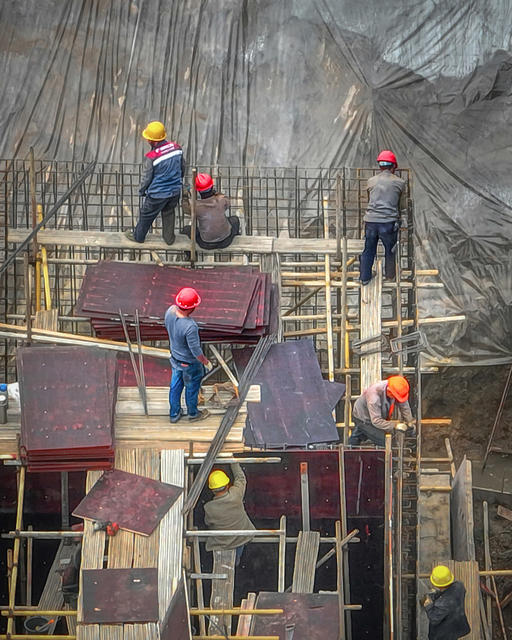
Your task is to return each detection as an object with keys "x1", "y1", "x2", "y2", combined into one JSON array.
[
  {"x1": 190, "y1": 168, "x2": 198, "y2": 266},
  {"x1": 323, "y1": 197, "x2": 334, "y2": 381},
  {"x1": 192, "y1": 533, "x2": 207, "y2": 636},
  {"x1": 23, "y1": 254, "x2": 32, "y2": 345},
  {"x1": 335, "y1": 520, "x2": 346, "y2": 640},
  {"x1": 483, "y1": 501, "x2": 493, "y2": 639},
  {"x1": 383, "y1": 434, "x2": 393, "y2": 639},
  {"x1": 26, "y1": 525, "x2": 33, "y2": 606},
  {"x1": 7, "y1": 466, "x2": 26, "y2": 636},
  {"x1": 278, "y1": 515, "x2": 286, "y2": 592},
  {"x1": 343, "y1": 374, "x2": 351, "y2": 446},
  {"x1": 338, "y1": 445, "x2": 352, "y2": 640},
  {"x1": 300, "y1": 463, "x2": 310, "y2": 532}
]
